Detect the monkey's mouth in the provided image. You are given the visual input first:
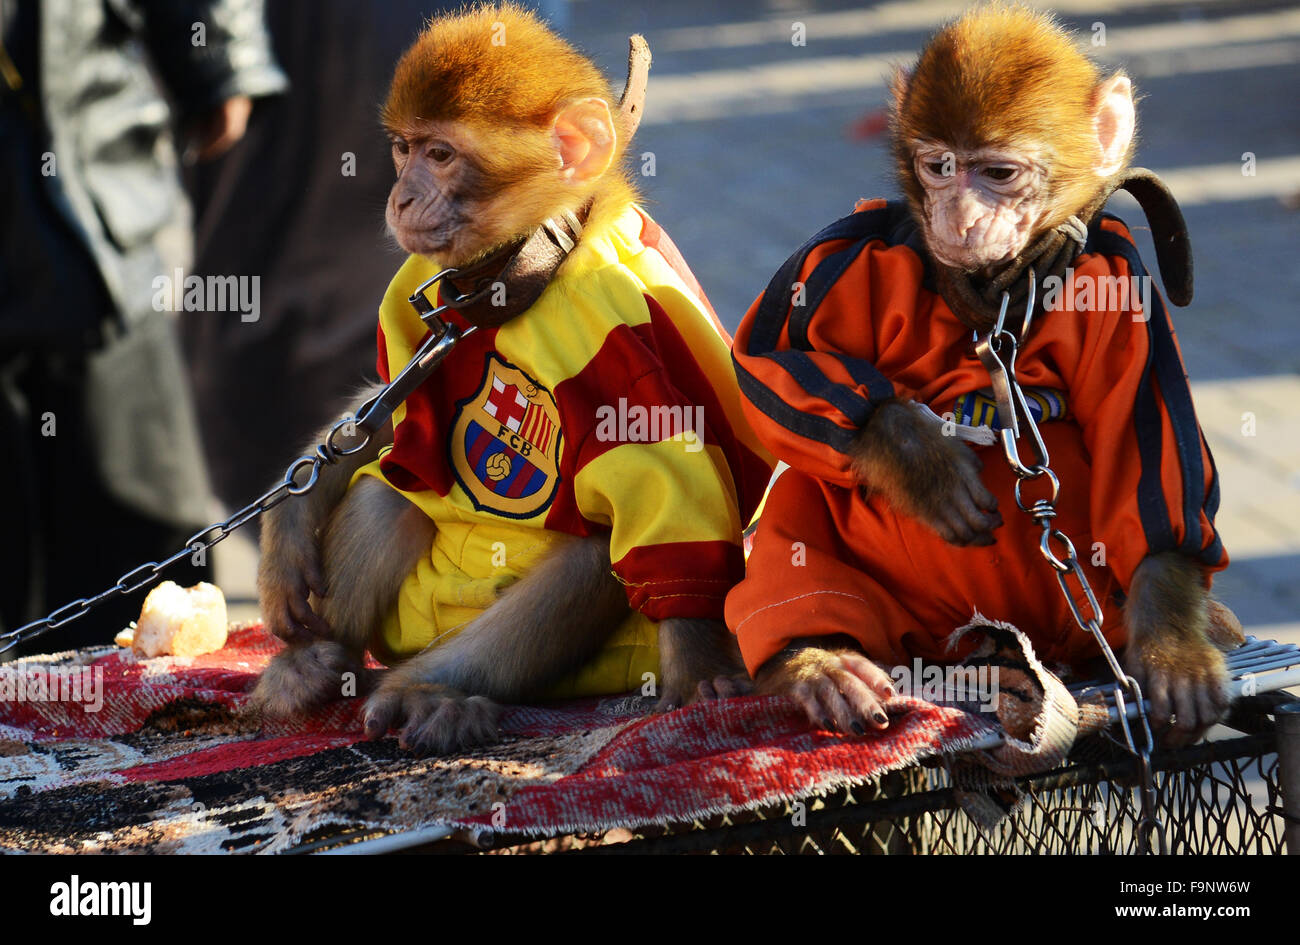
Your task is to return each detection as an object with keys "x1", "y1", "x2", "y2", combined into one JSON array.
[
  {"x1": 928, "y1": 236, "x2": 1022, "y2": 273},
  {"x1": 928, "y1": 215, "x2": 1030, "y2": 272},
  {"x1": 394, "y1": 225, "x2": 455, "y2": 255}
]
